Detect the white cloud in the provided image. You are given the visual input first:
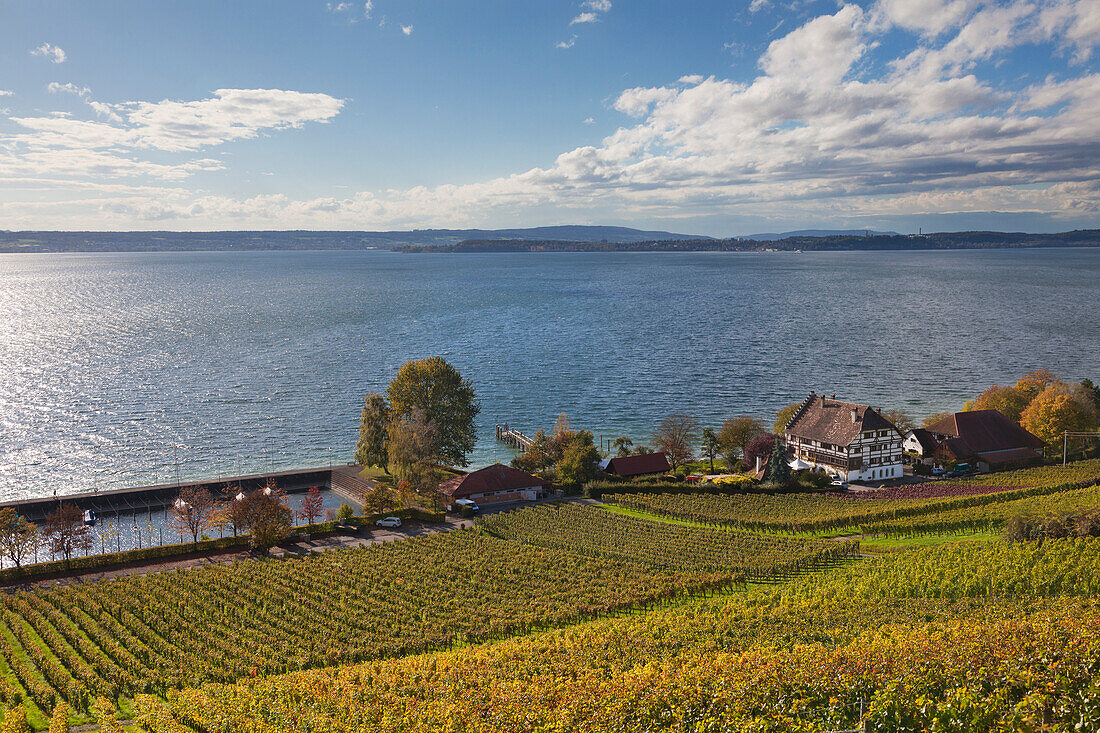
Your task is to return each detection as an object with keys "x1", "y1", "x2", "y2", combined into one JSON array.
[
  {"x1": 326, "y1": 2, "x2": 354, "y2": 11},
  {"x1": 678, "y1": 75, "x2": 705, "y2": 85},
  {"x1": 749, "y1": 0, "x2": 770, "y2": 12},
  {"x1": 401, "y1": 24, "x2": 413, "y2": 35},
  {"x1": 556, "y1": 35, "x2": 577, "y2": 49},
  {"x1": 364, "y1": 0, "x2": 373, "y2": 18},
  {"x1": 874, "y1": 0, "x2": 979, "y2": 36},
  {"x1": 30, "y1": 43, "x2": 67, "y2": 64},
  {"x1": 47, "y1": 82, "x2": 91, "y2": 98},
  {"x1": 0, "y1": 88, "x2": 345, "y2": 181},
  {"x1": 571, "y1": 12, "x2": 598, "y2": 25},
  {"x1": 584, "y1": 117, "x2": 596, "y2": 124},
  {"x1": 568, "y1": 1, "x2": 611, "y2": 30},
  {"x1": 0, "y1": 90, "x2": 13, "y2": 97}
]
